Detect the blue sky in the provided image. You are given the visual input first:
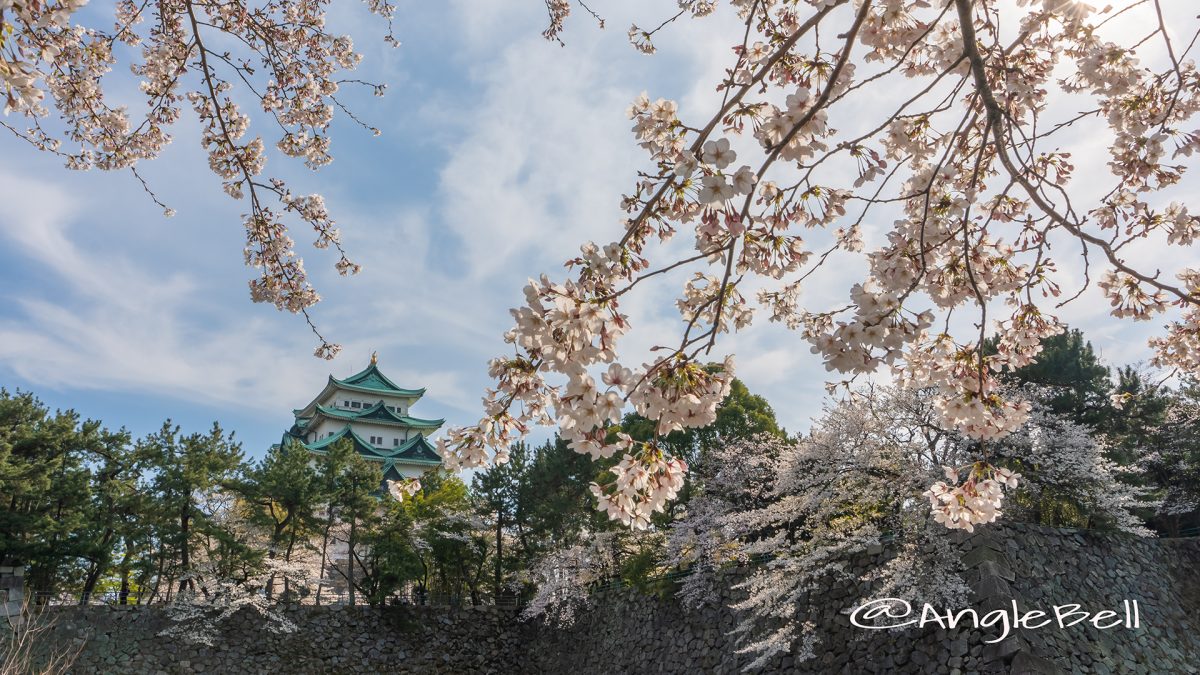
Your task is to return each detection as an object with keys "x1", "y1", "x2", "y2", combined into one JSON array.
[{"x1": 0, "y1": 1, "x2": 1189, "y2": 459}]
